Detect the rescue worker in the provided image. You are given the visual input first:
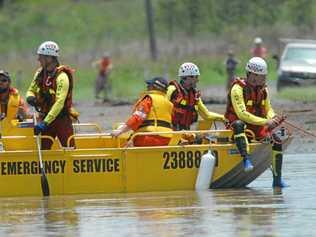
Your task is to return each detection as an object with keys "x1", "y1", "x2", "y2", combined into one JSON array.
[
  {"x1": 251, "y1": 37, "x2": 267, "y2": 59},
  {"x1": 111, "y1": 77, "x2": 173, "y2": 147},
  {"x1": 167, "y1": 62, "x2": 225, "y2": 131},
  {"x1": 26, "y1": 41, "x2": 77, "y2": 149},
  {"x1": 225, "y1": 57, "x2": 287, "y2": 188},
  {"x1": 92, "y1": 52, "x2": 113, "y2": 101},
  {"x1": 0, "y1": 70, "x2": 29, "y2": 135}
]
